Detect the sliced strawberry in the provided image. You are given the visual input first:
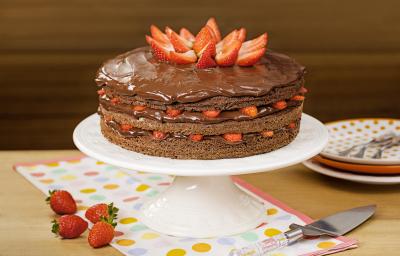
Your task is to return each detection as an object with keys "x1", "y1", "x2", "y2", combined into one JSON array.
[
  {"x1": 215, "y1": 39, "x2": 242, "y2": 67},
  {"x1": 120, "y1": 124, "x2": 133, "y2": 132},
  {"x1": 196, "y1": 42, "x2": 216, "y2": 69},
  {"x1": 150, "y1": 39, "x2": 173, "y2": 62},
  {"x1": 217, "y1": 29, "x2": 238, "y2": 52},
  {"x1": 110, "y1": 97, "x2": 120, "y2": 105},
  {"x1": 170, "y1": 50, "x2": 197, "y2": 64},
  {"x1": 180, "y1": 28, "x2": 195, "y2": 42},
  {"x1": 261, "y1": 130, "x2": 274, "y2": 137},
  {"x1": 236, "y1": 48, "x2": 266, "y2": 66},
  {"x1": 193, "y1": 26, "x2": 215, "y2": 55},
  {"x1": 169, "y1": 31, "x2": 193, "y2": 53},
  {"x1": 132, "y1": 105, "x2": 146, "y2": 111},
  {"x1": 206, "y1": 17, "x2": 221, "y2": 42},
  {"x1": 97, "y1": 88, "x2": 105, "y2": 96},
  {"x1": 223, "y1": 133, "x2": 243, "y2": 142},
  {"x1": 153, "y1": 131, "x2": 167, "y2": 140},
  {"x1": 189, "y1": 134, "x2": 203, "y2": 142},
  {"x1": 239, "y1": 33, "x2": 268, "y2": 54},
  {"x1": 240, "y1": 106, "x2": 258, "y2": 117},
  {"x1": 150, "y1": 25, "x2": 170, "y2": 44},
  {"x1": 272, "y1": 101, "x2": 287, "y2": 110},
  {"x1": 165, "y1": 26, "x2": 174, "y2": 38},
  {"x1": 202, "y1": 110, "x2": 221, "y2": 118},
  {"x1": 291, "y1": 95, "x2": 305, "y2": 101},
  {"x1": 238, "y1": 28, "x2": 247, "y2": 42},
  {"x1": 166, "y1": 108, "x2": 183, "y2": 117}
]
